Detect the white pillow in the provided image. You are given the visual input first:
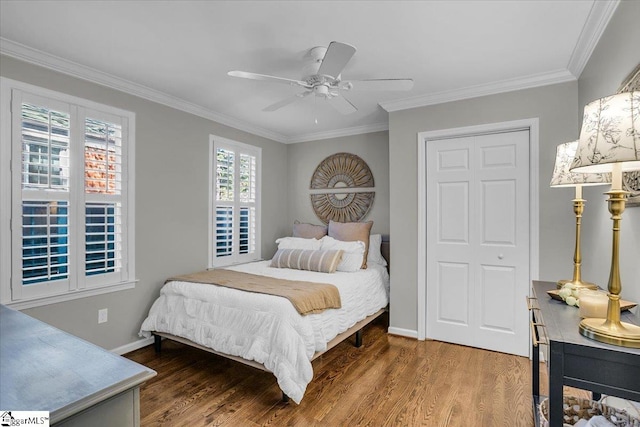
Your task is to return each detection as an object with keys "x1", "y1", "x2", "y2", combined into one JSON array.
[
  {"x1": 320, "y1": 236, "x2": 365, "y2": 272},
  {"x1": 275, "y1": 236, "x2": 323, "y2": 250},
  {"x1": 367, "y1": 234, "x2": 387, "y2": 267}
]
